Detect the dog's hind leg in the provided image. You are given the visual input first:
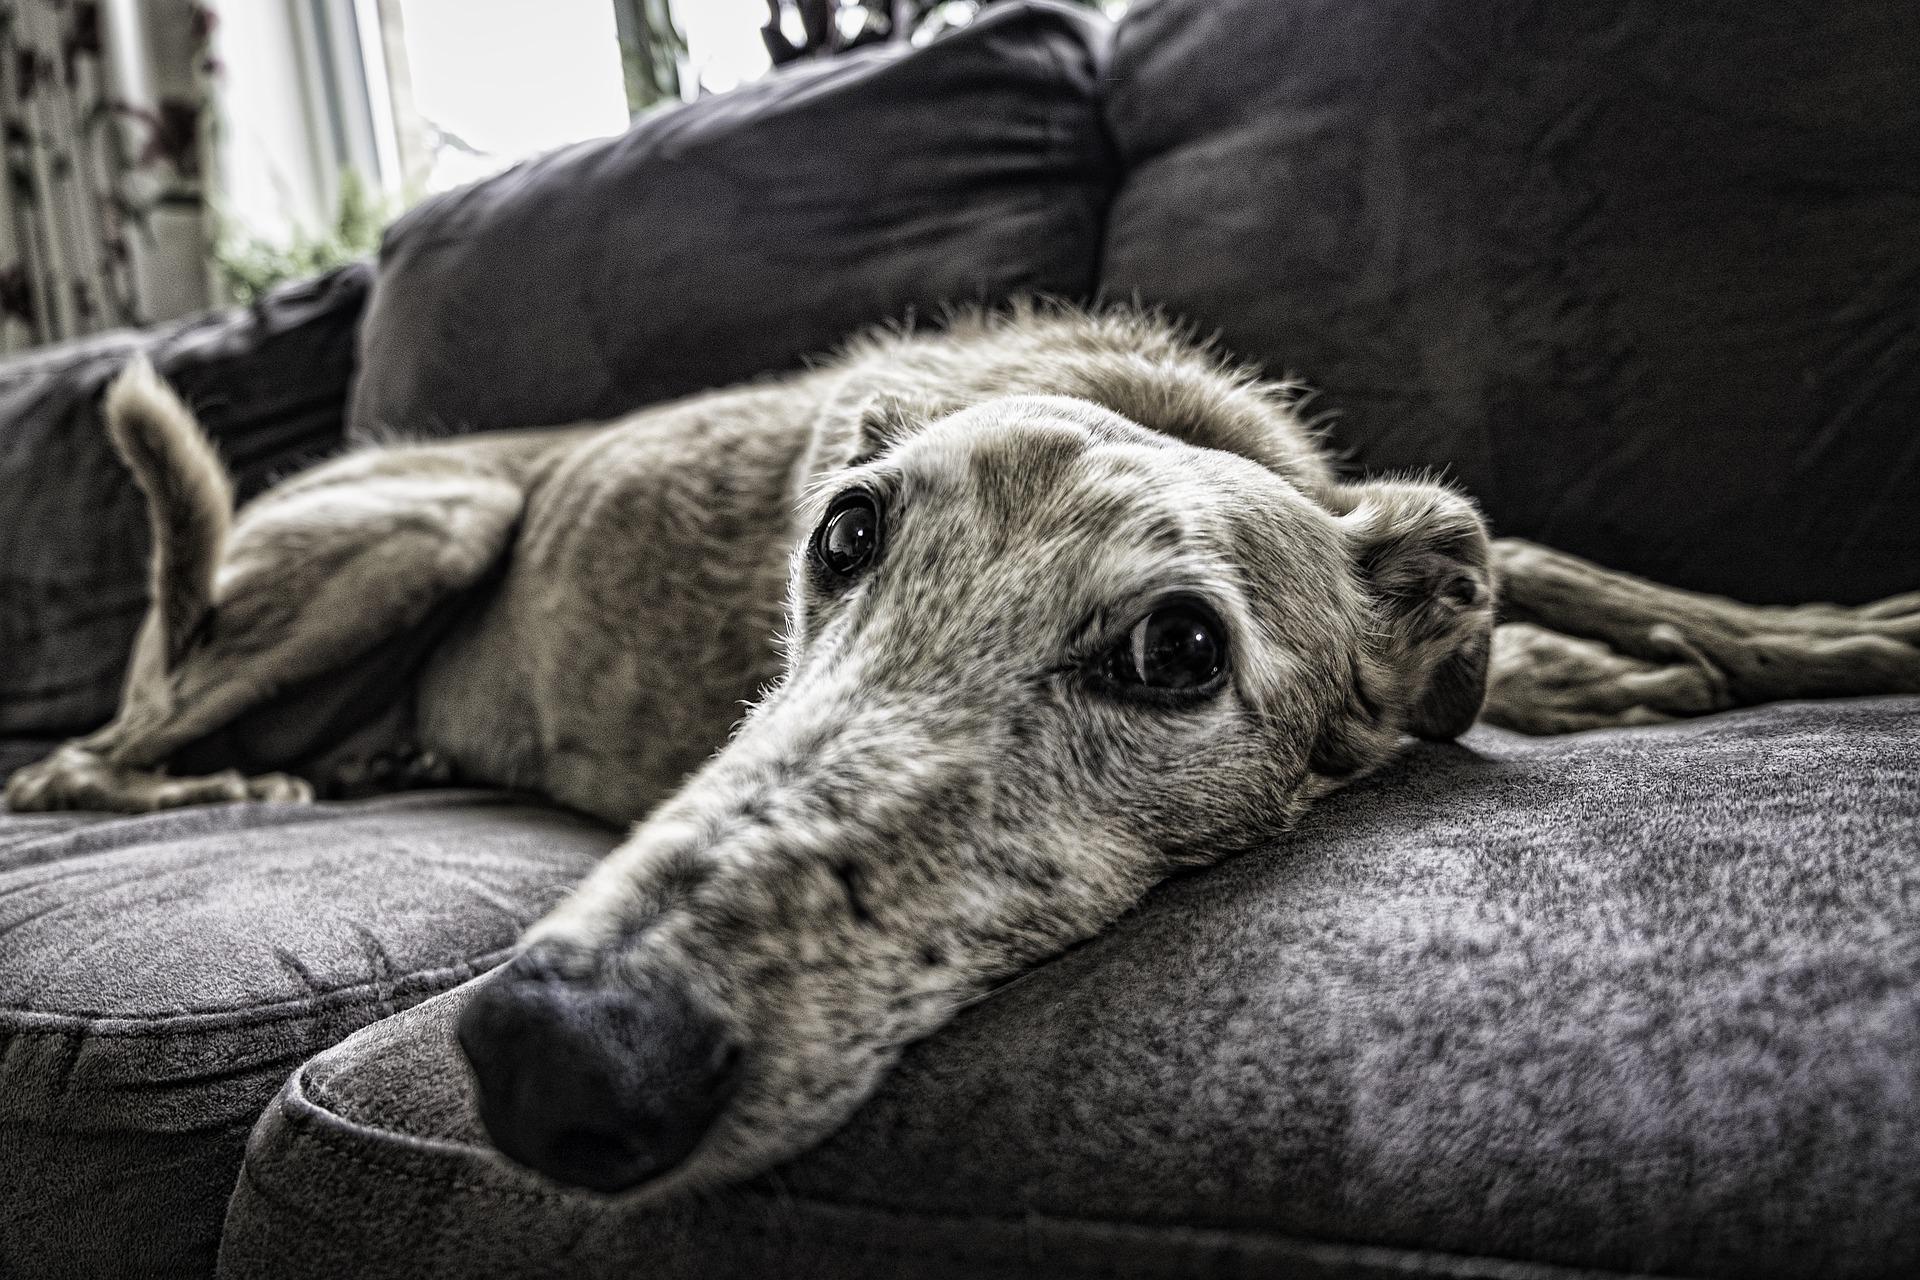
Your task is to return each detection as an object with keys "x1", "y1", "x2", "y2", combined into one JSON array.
[
  {"x1": 1483, "y1": 622, "x2": 1731, "y2": 733},
  {"x1": 4, "y1": 361, "x2": 524, "y2": 812},
  {"x1": 1484, "y1": 538, "x2": 1920, "y2": 733}
]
